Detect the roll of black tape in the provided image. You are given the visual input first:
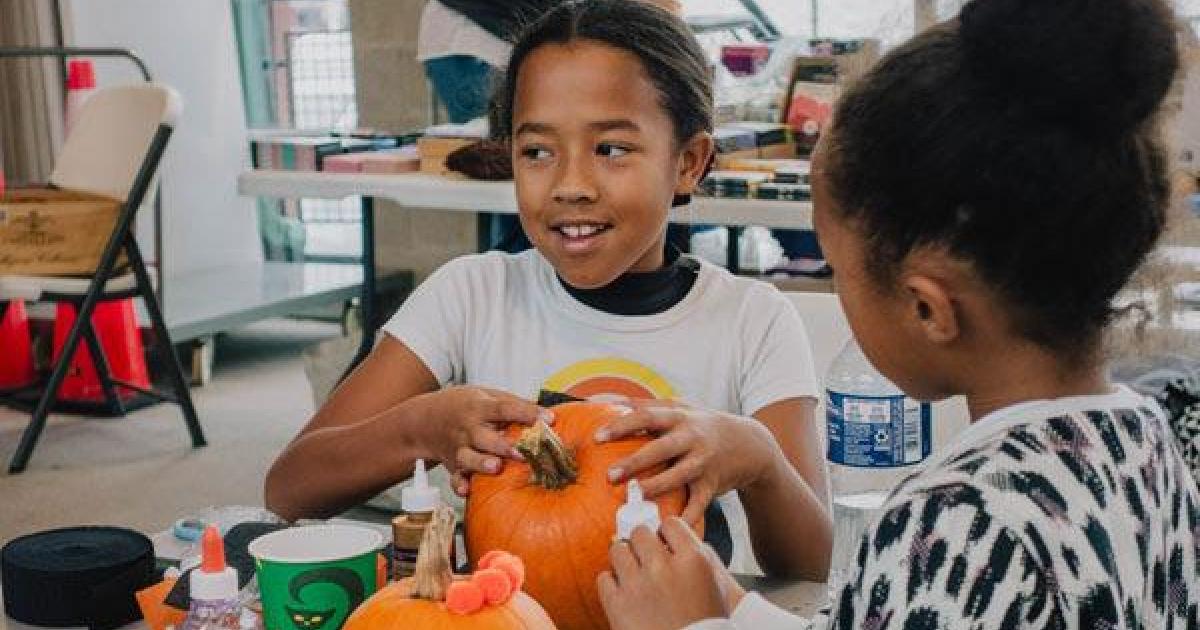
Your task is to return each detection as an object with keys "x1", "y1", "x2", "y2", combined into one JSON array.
[{"x1": 2, "y1": 526, "x2": 155, "y2": 630}]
